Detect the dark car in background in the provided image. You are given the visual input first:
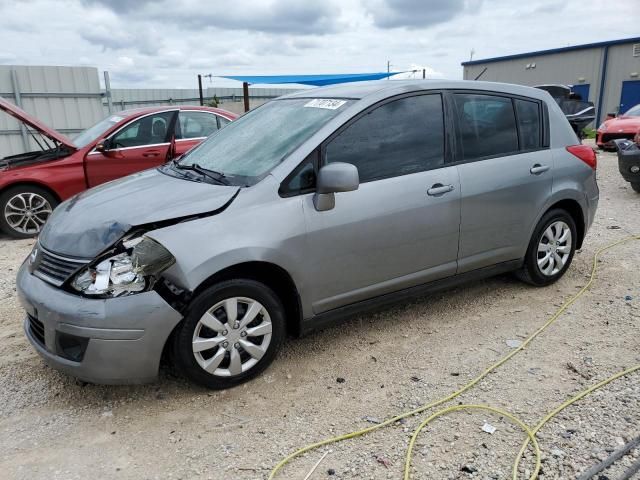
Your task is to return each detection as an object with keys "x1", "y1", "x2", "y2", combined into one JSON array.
[
  {"x1": 535, "y1": 84, "x2": 595, "y2": 138},
  {"x1": 0, "y1": 98, "x2": 237, "y2": 238},
  {"x1": 613, "y1": 139, "x2": 640, "y2": 192}
]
